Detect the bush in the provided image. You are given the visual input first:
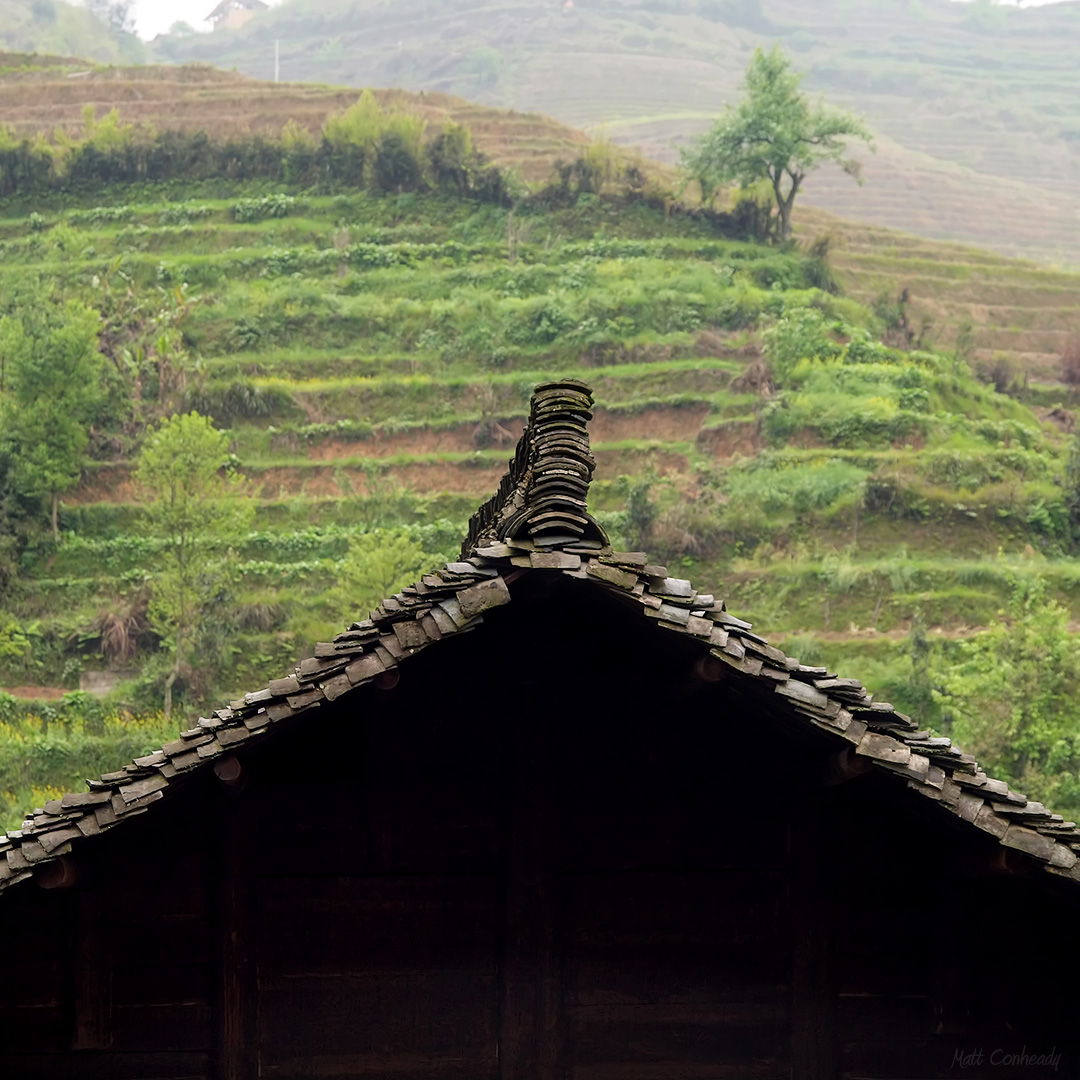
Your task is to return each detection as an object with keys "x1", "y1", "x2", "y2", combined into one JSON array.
[
  {"x1": 0, "y1": 113, "x2": 510, "y2": 206},
  {"x1": 183, "y1": 381, "x2": 295, "y2": 424},
  {"x1": 725, "y1": 456, "x2": 868, "y2": 517},
  {"x1": 232, "y1": 194, "x2": 299, "y2": 222},
  {"x1": 762, "y1": 307, "x2": 843, "y2": 381},
  {"x1": 373, "y1": 132, "x2": 423, "y2": 193}
]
